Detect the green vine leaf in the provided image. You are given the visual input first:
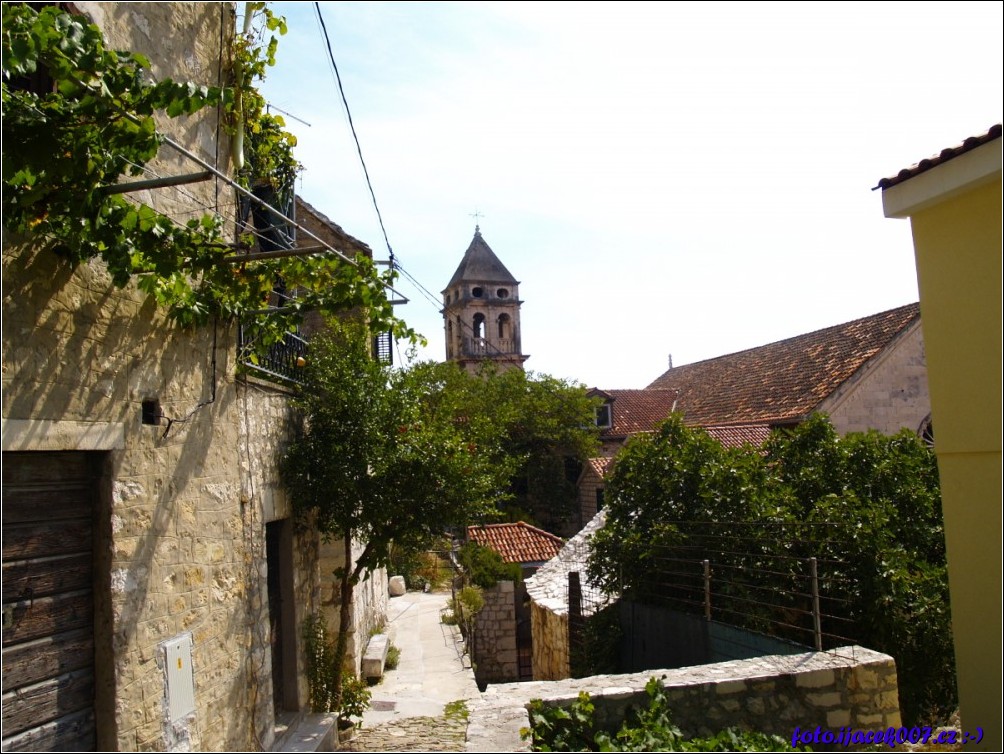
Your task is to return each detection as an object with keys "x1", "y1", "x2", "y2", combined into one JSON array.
[{"x1": 2, "y1": 3, "x2": 419, "y2": 357}]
